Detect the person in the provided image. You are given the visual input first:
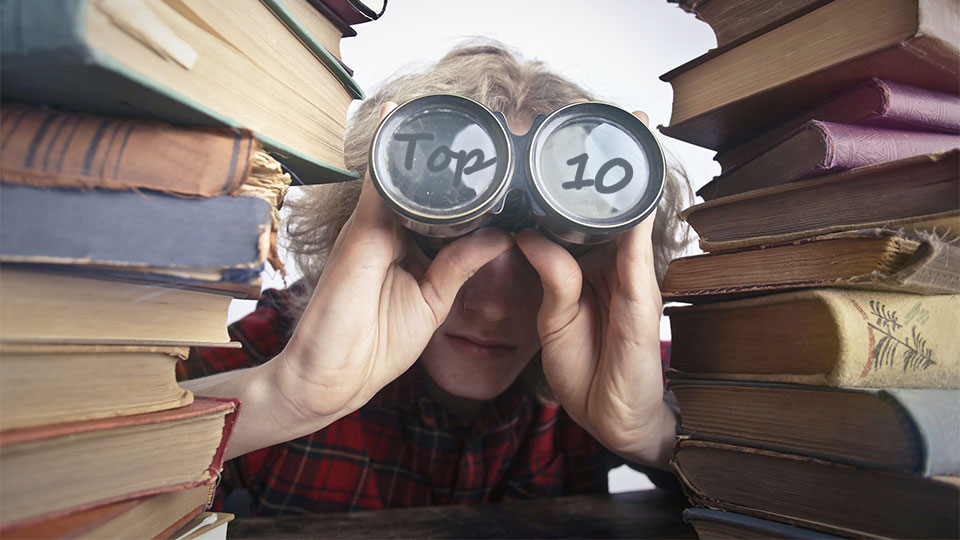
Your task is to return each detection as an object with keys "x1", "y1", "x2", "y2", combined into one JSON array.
[{"x1": 178, "y1": 41, "x2": 693, "y2": 516}]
